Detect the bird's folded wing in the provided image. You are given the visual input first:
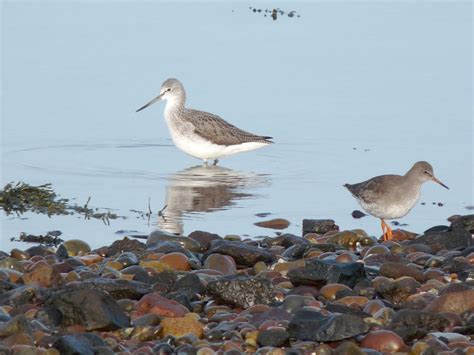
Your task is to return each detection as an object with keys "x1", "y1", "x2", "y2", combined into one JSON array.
[{"x1": 186, "y1": 109, "x2": 272, "y2": 146}]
